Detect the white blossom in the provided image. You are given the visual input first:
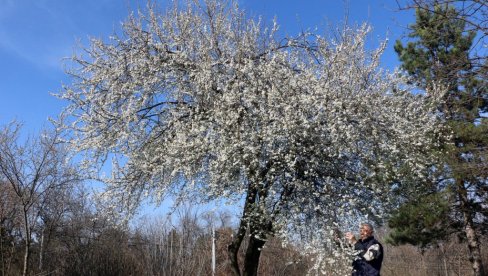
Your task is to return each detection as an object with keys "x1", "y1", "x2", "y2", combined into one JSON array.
[{"x1": 58, "y1": 1, "x2": 445, "y2": 274}]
